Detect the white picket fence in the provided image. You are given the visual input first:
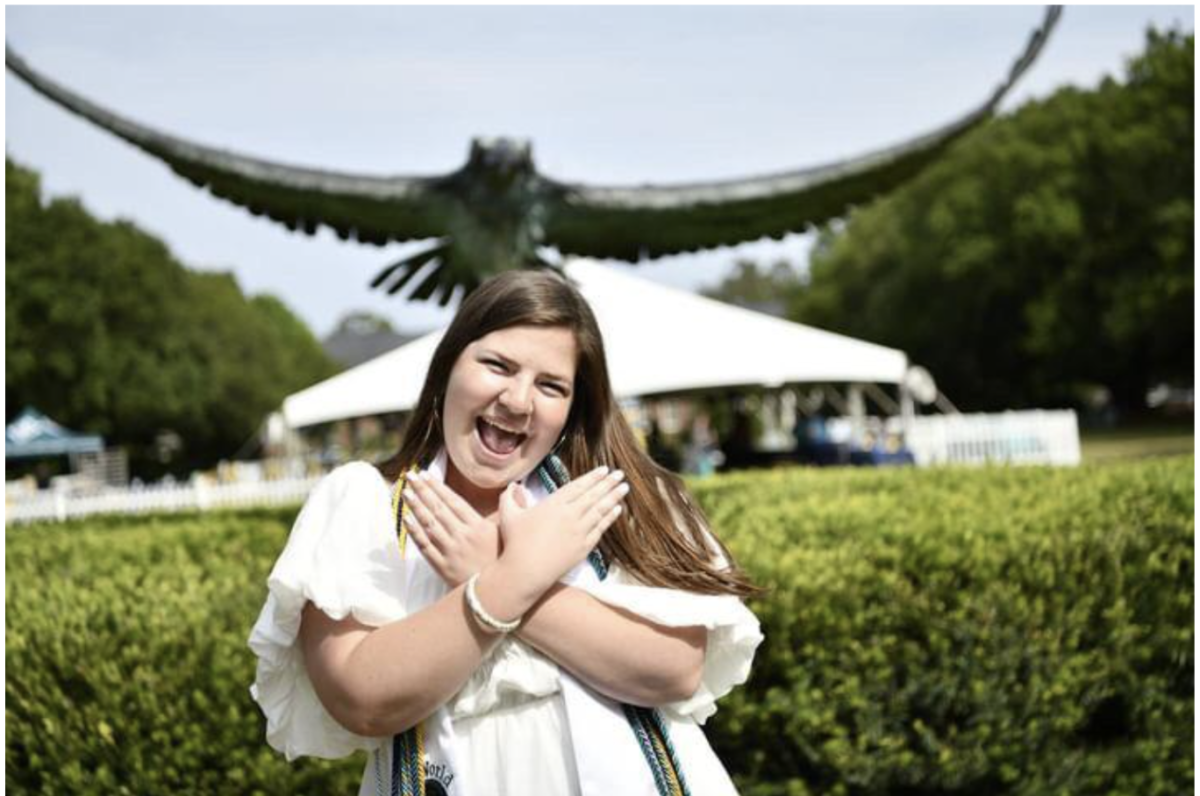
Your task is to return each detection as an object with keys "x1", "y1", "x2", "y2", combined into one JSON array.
[
  {"x1": 5, "y1": 475, "x2": 323, "y2": 525},
  {"x1": 904, "y1": 409, "x2": 1081, "y2": 467},
  {"x1": 6, "y1": 410, "x2": 1080, "y2": 525}
]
